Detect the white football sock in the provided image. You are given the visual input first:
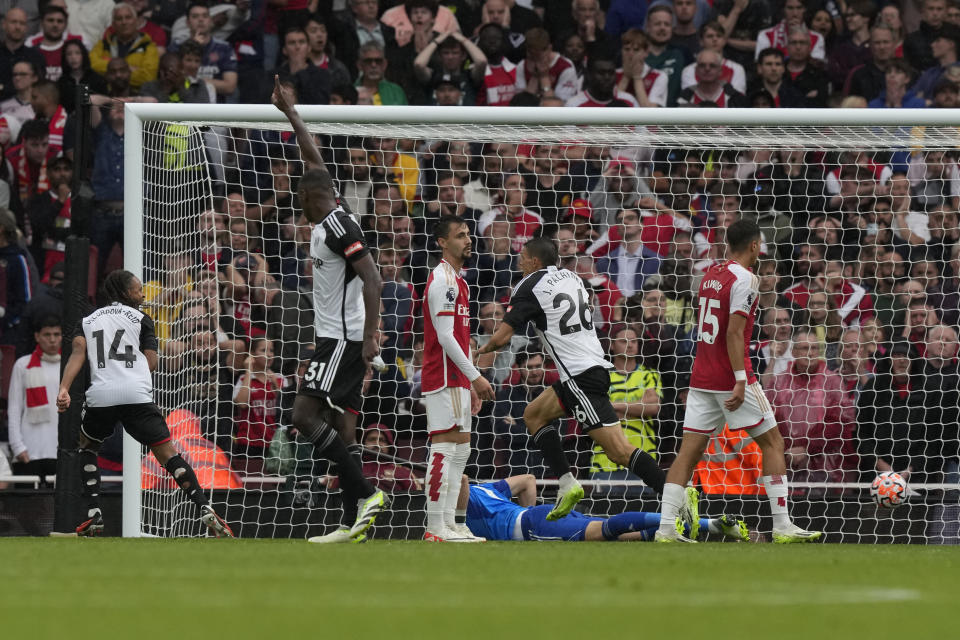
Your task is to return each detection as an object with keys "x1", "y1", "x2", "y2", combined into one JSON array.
[
  {"x1": 762, "y1": 474, "x2": 792, "y2": 530},
  {"x1": 657, "y1": 483, "x2": 686, "y2": 534},
  {"x1": 426, "y1": 442, "x2": 456, "y2": 533},
  {"x1": 558, "y1": 472, "x2": 577, "y2": 493},
  {"x1": 444, "y1": 442, "x2": 470, "y2": 528}
]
